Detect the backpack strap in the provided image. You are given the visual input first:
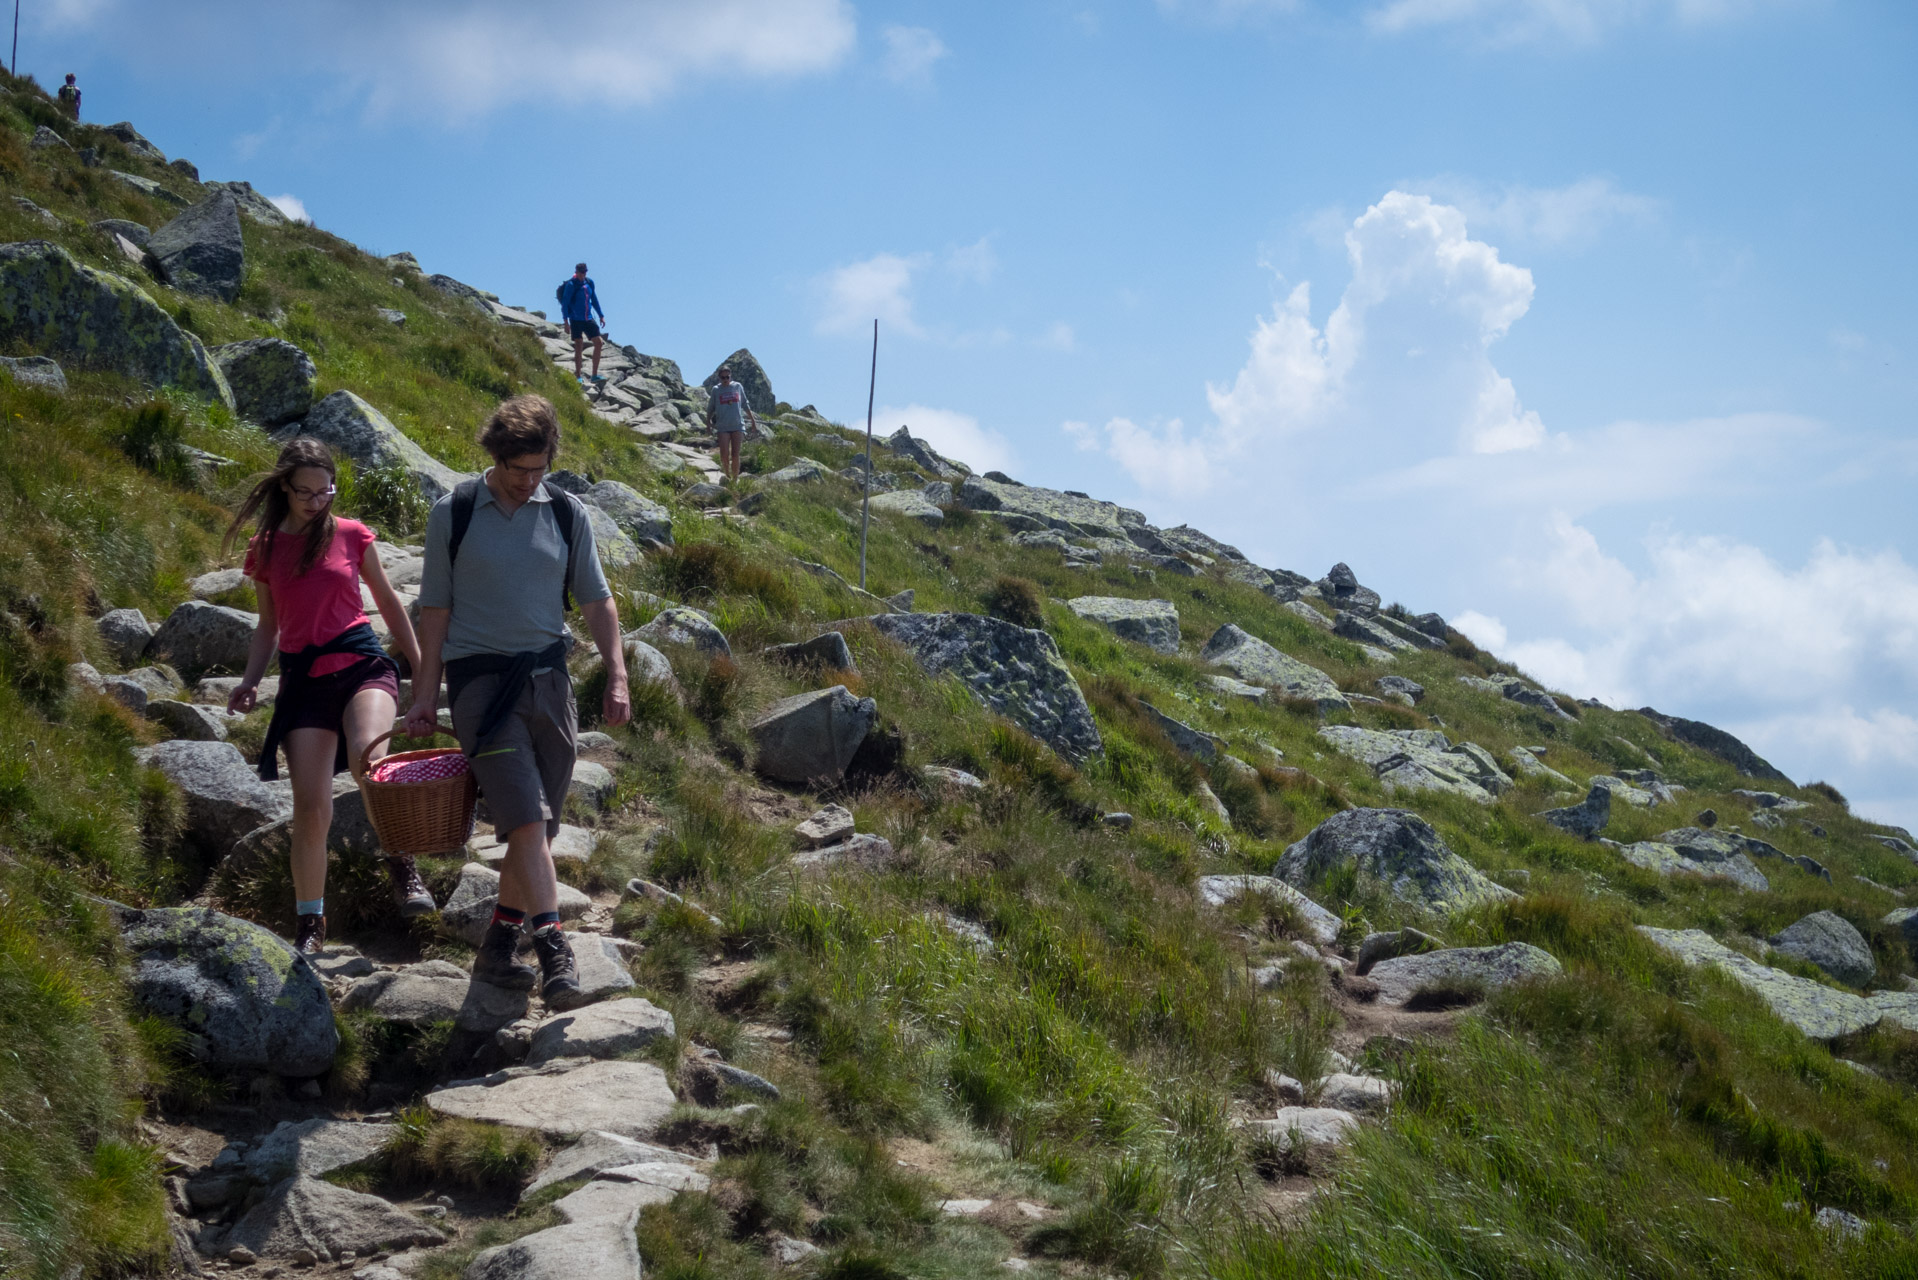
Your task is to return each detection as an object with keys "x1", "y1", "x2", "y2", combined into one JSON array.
[
  {"x1": 543, "y1": 479, "x2": 579, "y2": 612},
  {"x1": 447, "y1": 477, "x2": 483, "y2": 566}
]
